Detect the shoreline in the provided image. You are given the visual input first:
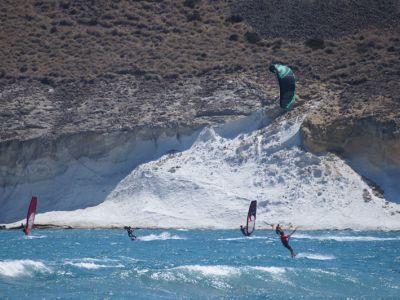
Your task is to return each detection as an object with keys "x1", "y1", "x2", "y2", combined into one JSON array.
[{"x1": 1, "y1": 224, "x2": 399, "y2": 232}]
